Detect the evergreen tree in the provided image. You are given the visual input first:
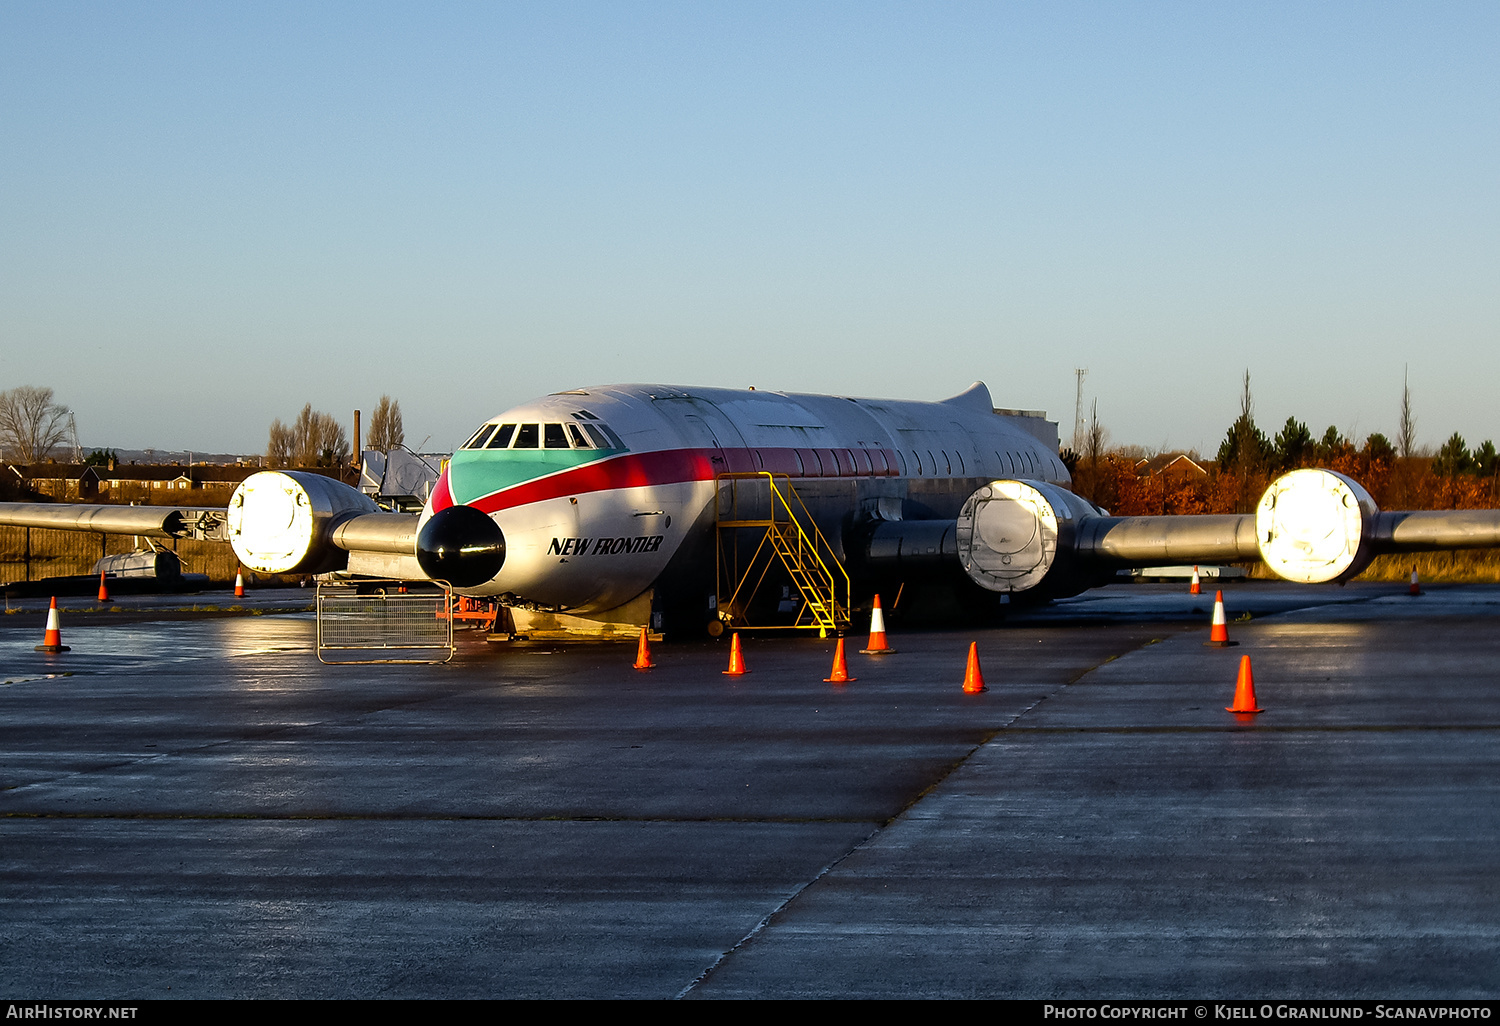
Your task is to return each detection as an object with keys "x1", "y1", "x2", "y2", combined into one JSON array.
[
  {"x1": 1216, "y1": 372, "x2": 1269, "y2": 472},
  {"x1": 1273, "y1": 417, "x2": 1313, "y2": 471},
  {"x1": 1474, "y1": 440, "x2": 1499, "y2": 477},
  {"x1": 1363, "y1": 433, "x2": 1395, "y2": 466},
  {"x1": 1433, "y1": 433, "x2": 1473, "y2": 477}
]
